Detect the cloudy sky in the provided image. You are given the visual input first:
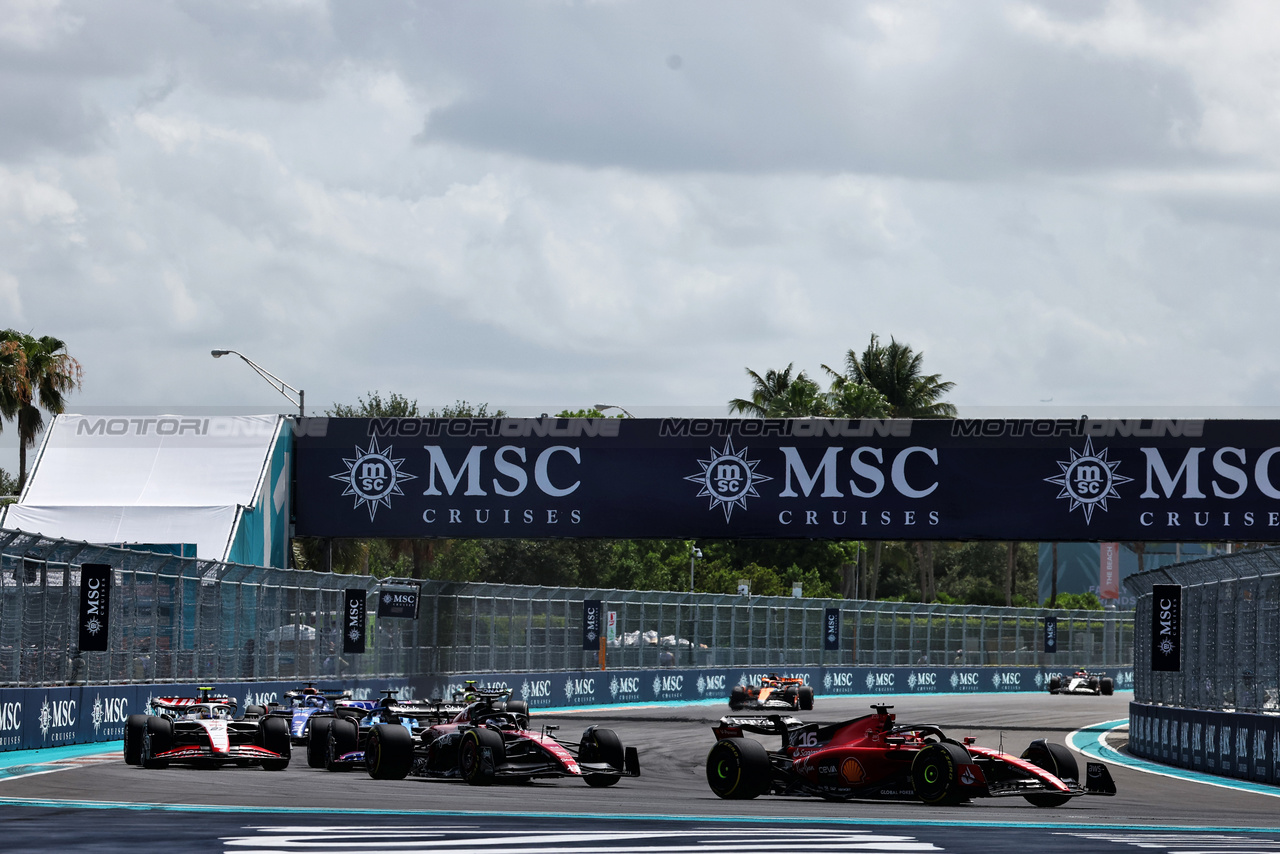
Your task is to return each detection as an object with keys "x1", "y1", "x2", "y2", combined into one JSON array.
[{"x1": 3, "y1": 0, "x2": 1280, "y2": 469}]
